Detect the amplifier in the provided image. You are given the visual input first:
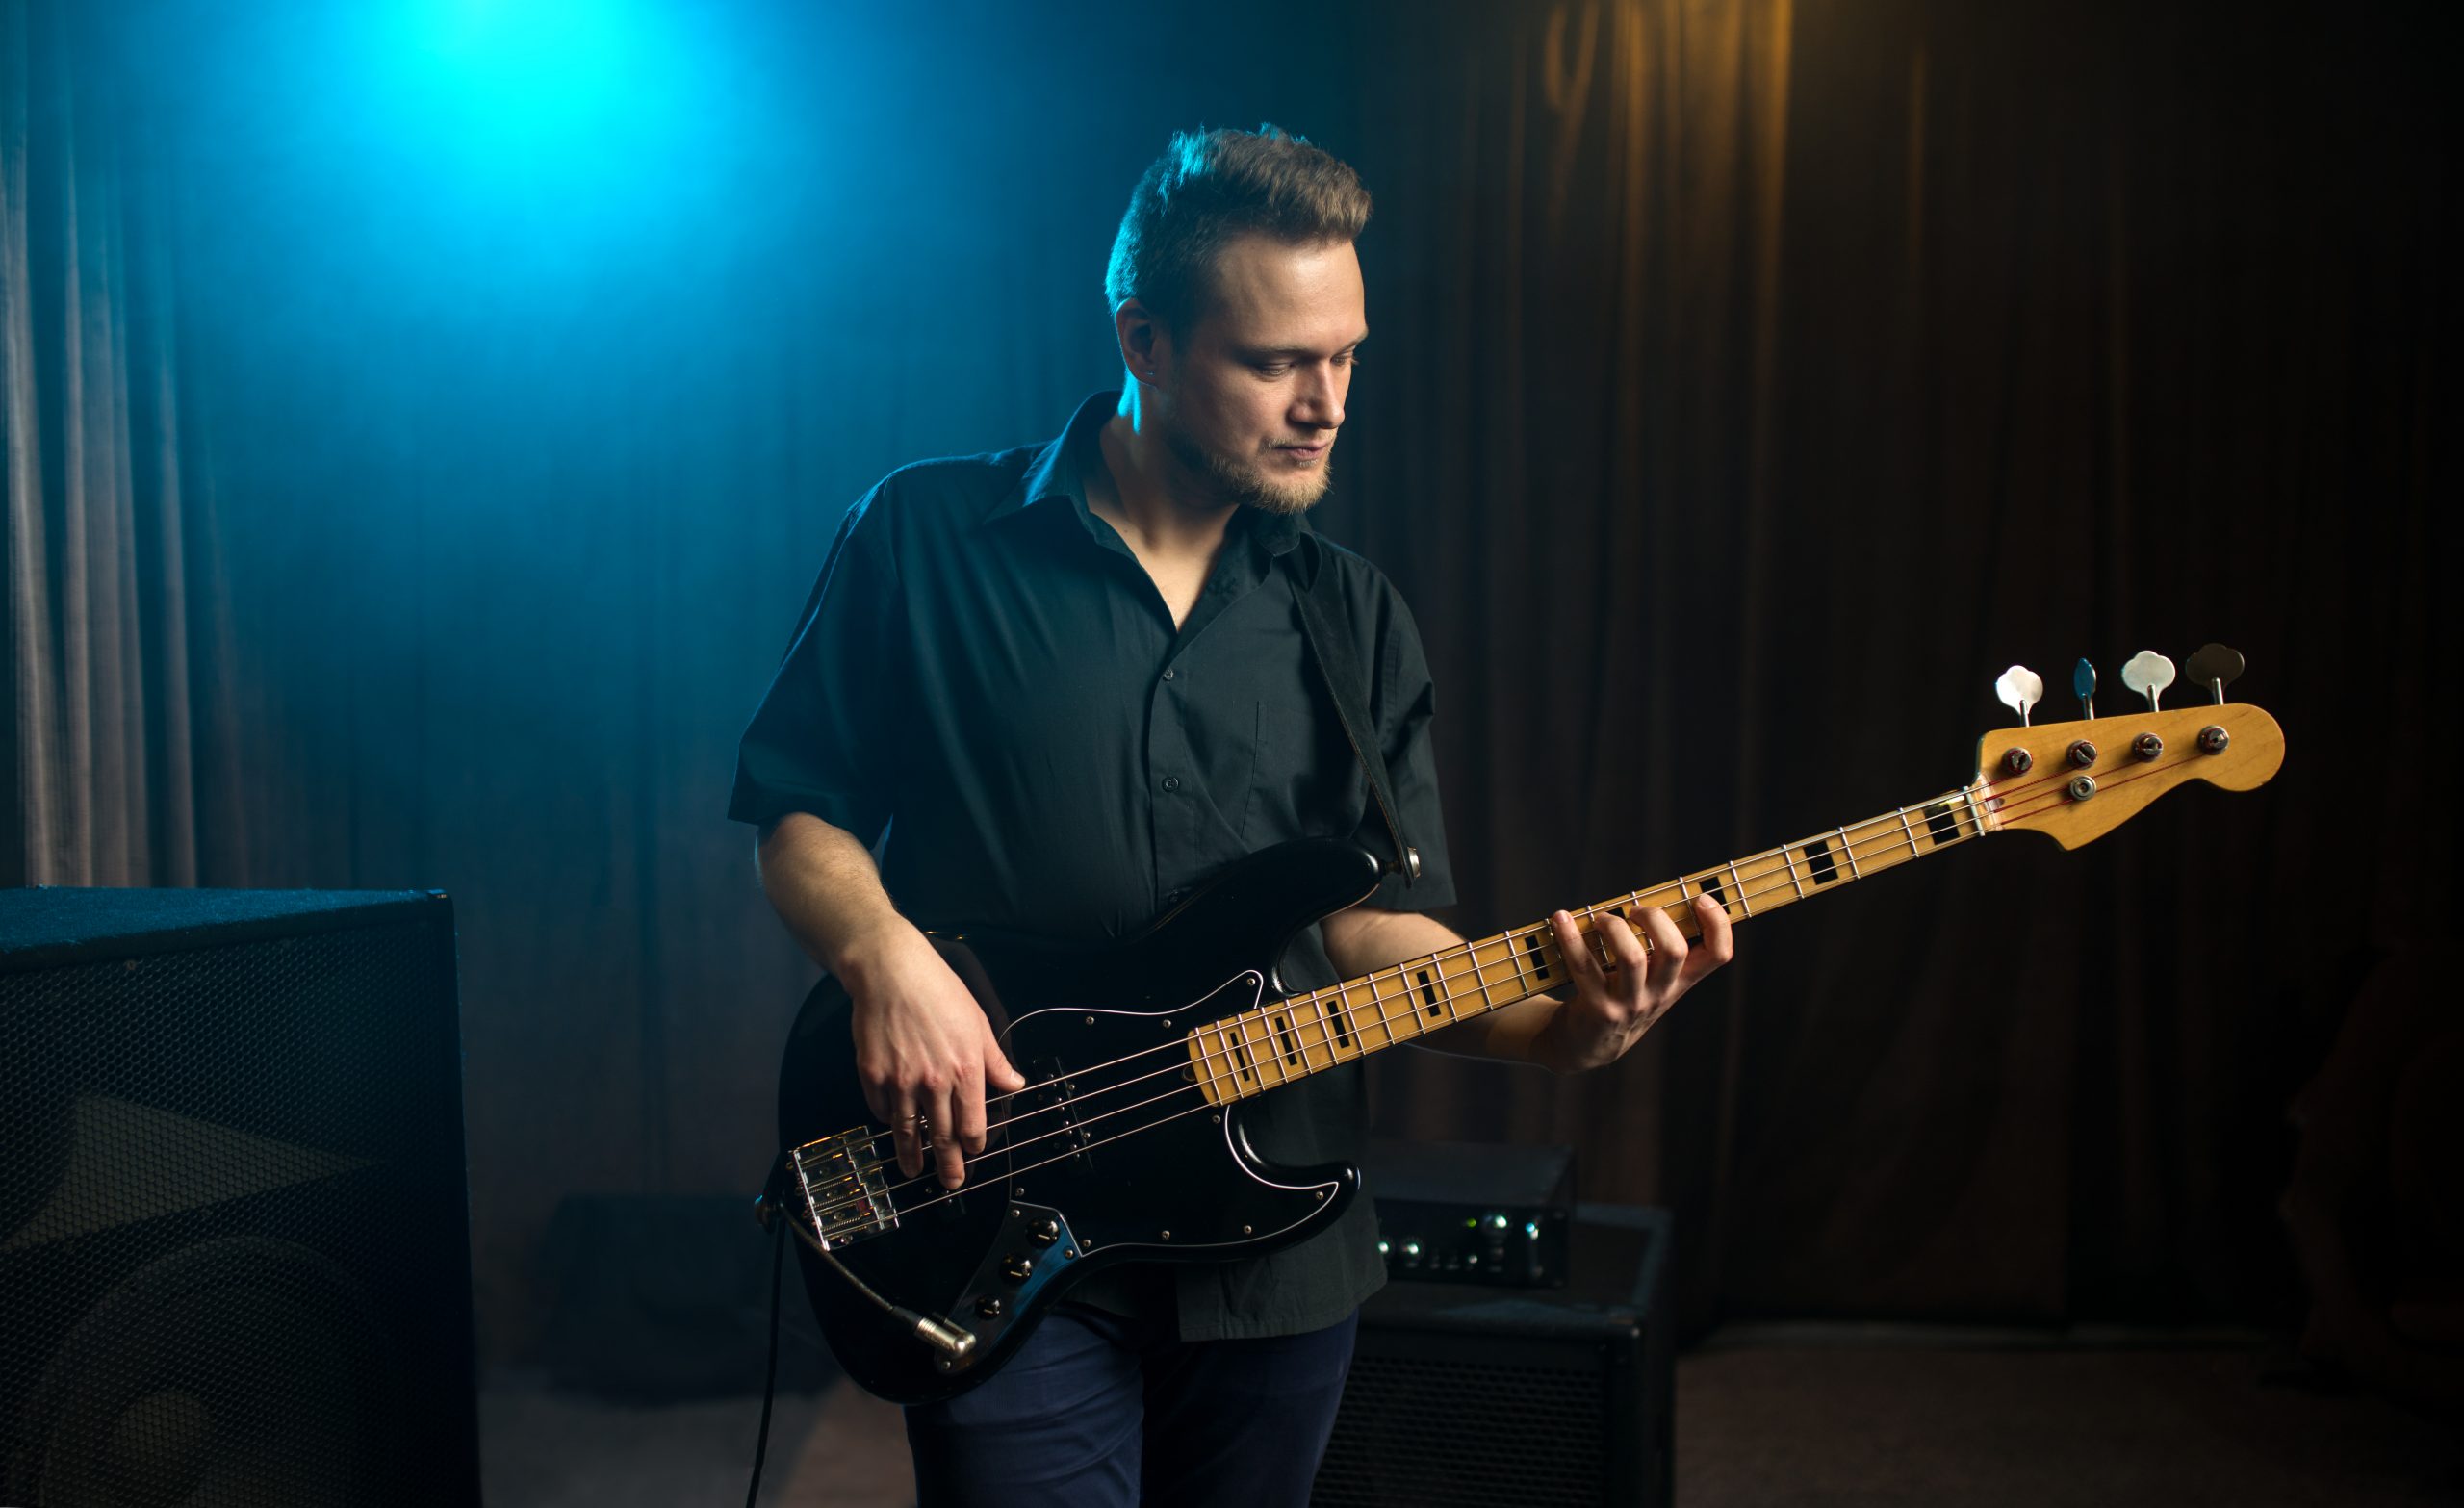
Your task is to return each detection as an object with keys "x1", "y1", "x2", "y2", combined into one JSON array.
[
  {"x1": 1, "y1": 886, "x2": 479, "y2": 1507},
  {"x1": 1366, "y1": 1138, "x2": 1574, "y2": 1287},
  {"x1": 1316, "y1": 1204, "x2": 1674, "y2": 1508}
]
